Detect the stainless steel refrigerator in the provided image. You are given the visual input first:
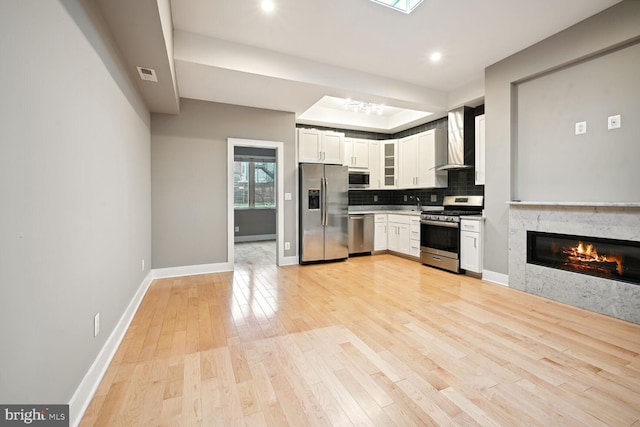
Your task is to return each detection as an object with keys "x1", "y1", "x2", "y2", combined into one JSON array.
[{"x1": 299, "y1": 163, "x2": 349, "y2": 263}]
